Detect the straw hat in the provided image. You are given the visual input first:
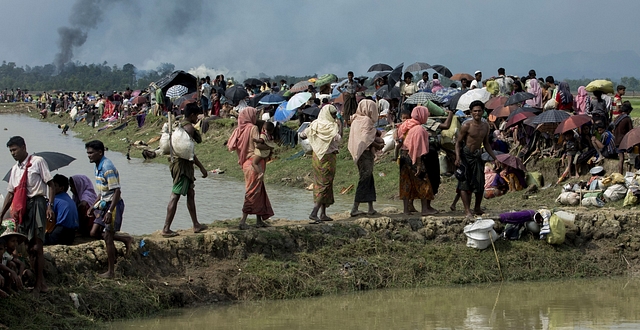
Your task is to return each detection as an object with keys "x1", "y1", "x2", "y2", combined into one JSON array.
[{"x1": 0, "y1": 219, "x2": 27, "y2": 243}]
